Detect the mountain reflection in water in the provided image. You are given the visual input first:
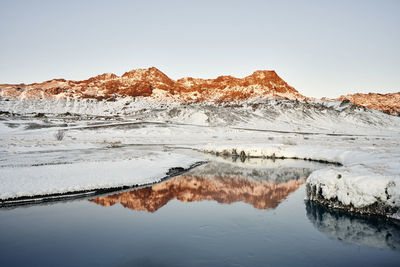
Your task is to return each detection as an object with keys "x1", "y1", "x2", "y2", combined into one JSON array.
[
  {"x1": 306, "y1": 201, "x2": 400, "y2": 251},
  {"x1": 90, "y1": 161, "x2": 310, "y2": 212}
]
